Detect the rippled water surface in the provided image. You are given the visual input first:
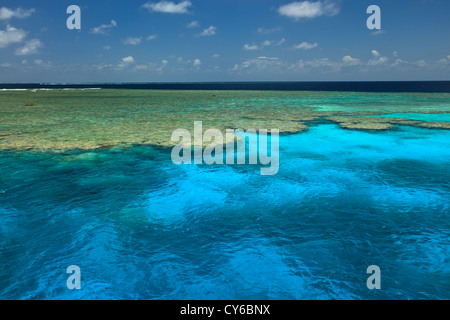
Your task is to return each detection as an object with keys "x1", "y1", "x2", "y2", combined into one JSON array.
[{"x1": 0, "y1": 90, "x2": 449, "y2": 299}]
